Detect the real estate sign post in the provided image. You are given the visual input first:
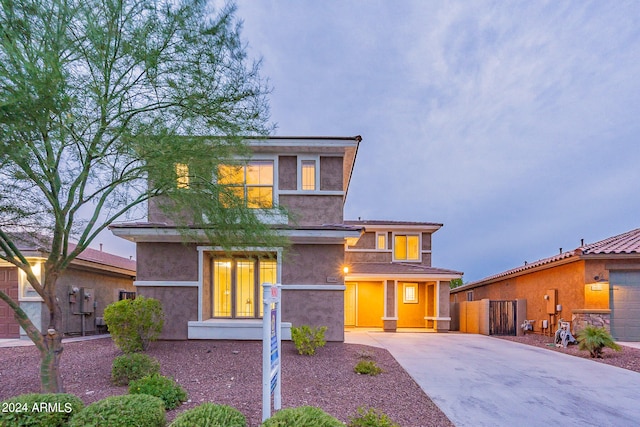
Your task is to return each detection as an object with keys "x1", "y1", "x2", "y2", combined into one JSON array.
[{"x1": 262, "y1": 283, "x2": 282, "y2": 422}]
